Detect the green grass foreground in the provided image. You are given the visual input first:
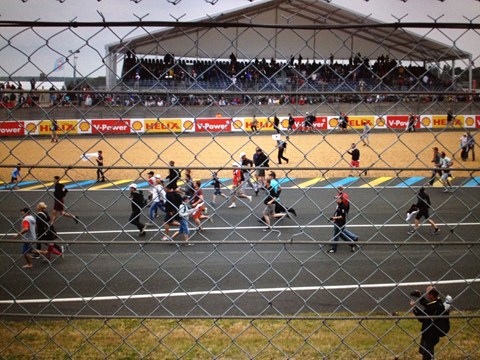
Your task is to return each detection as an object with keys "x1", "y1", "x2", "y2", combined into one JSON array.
[{"x1": 1, "y1": 315, "x2": 479, "y2": 359}]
